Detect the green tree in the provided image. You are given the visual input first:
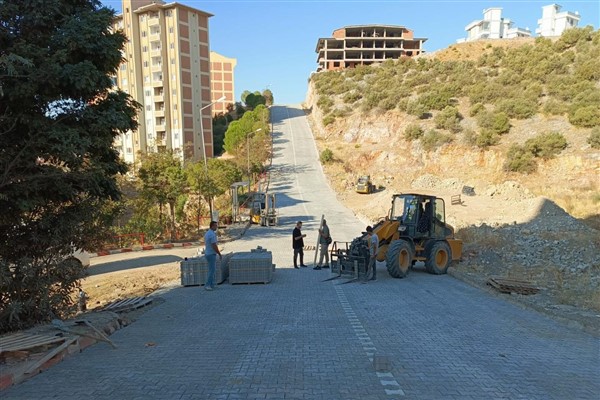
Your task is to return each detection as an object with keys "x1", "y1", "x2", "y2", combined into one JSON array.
[
  {"x1": 262, "y1": 89, "x2": 274, "y2": 106},
  {"x1": 245, "y1": 92, "x2": 266, "y2": 109},
  {"x1": 137, "y1": 151, "x2": 186, "y2": 240},
  {"x1": 241, "y1": 90, "x2": 251, "y2": 104},
  {"x1": 0, "y1": 0, "x2": 138, "y2": 332},
  {"x1": 186, "y1": 159, "x2": 243, "y2": 228},
  {"x1": 223, "y1": 105, "x2": 270, "y2": 154}
]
